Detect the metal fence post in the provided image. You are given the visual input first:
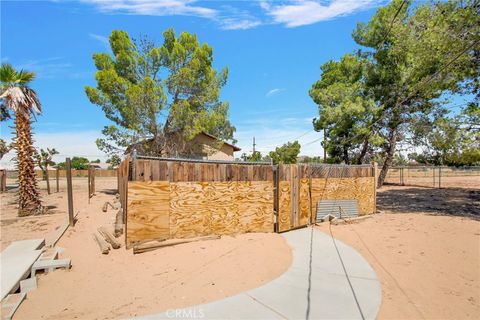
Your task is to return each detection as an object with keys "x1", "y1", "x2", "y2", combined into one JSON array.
[
  {"x1": 131, "y1": 149, "x2": 137, "y2": 181},
  {"x1": 439, "y1": 167, "x2": 442, "y2": 189}
]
